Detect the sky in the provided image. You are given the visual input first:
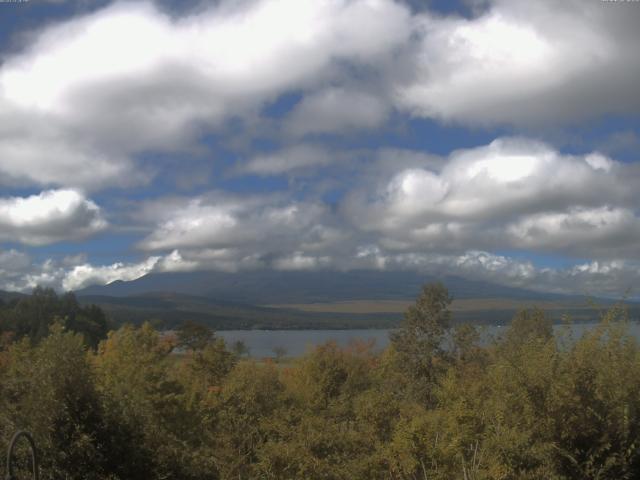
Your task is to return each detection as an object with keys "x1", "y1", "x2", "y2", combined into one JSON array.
[{"x1": 0, "y1": 0, "x2": 639, "y2": 297}]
